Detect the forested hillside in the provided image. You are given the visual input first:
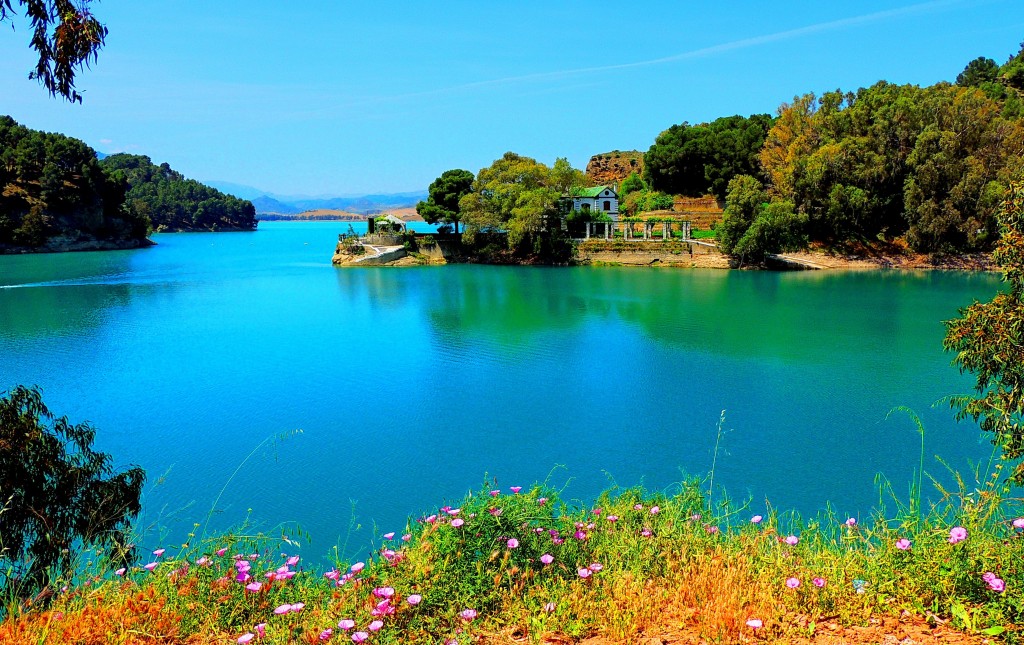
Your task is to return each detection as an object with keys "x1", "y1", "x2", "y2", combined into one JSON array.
[
  {"x1": 100, "y1": 154, "x2": 257, "y2": 232},
  {"x1": 0, "y1": 116, "x2": 150, "y2": 252},
  {"x1": 642, "y1": 42, "x2": 1024, "y2": 264}
]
